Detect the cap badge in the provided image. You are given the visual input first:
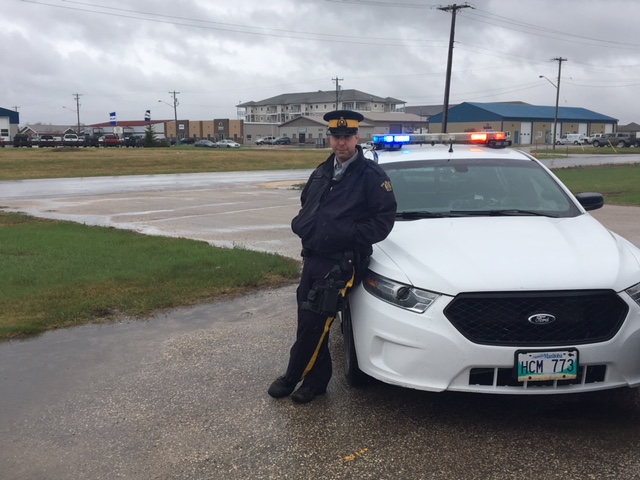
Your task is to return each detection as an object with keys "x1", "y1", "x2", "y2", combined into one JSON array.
[{"x1": 337, "y1": 117, "x2": 347, "y2": 127}]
